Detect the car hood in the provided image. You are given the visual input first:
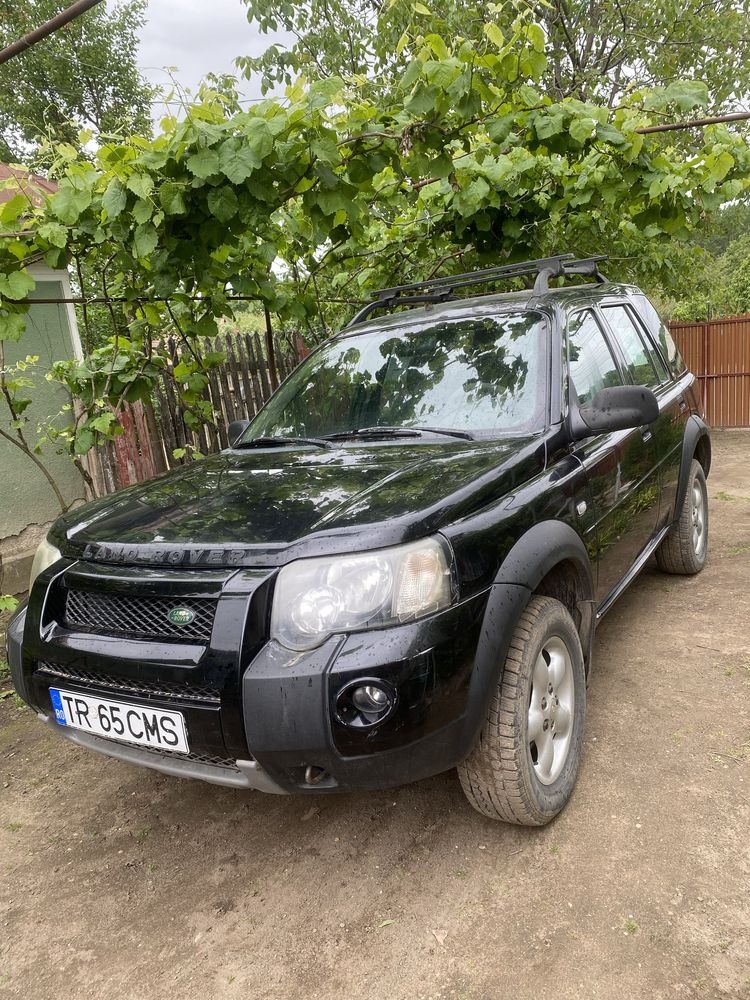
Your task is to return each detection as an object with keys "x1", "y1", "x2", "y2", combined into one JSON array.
[{"x1": 61, "y1": 436, "x2": 545, "y2": 568}]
